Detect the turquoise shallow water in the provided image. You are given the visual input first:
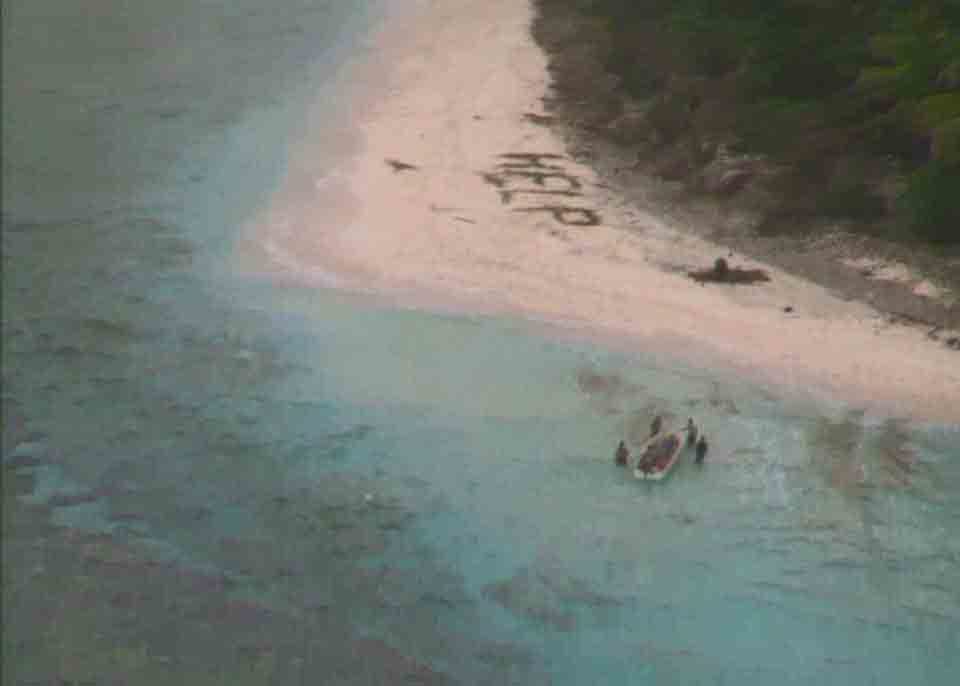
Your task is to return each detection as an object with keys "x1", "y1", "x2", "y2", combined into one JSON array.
[
  {"x1": 200, "y1": 283, "x2": 960, "y2": 684},
  {"x1": 4, "y1": 0, "x2": 959, "y2": 683}
]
